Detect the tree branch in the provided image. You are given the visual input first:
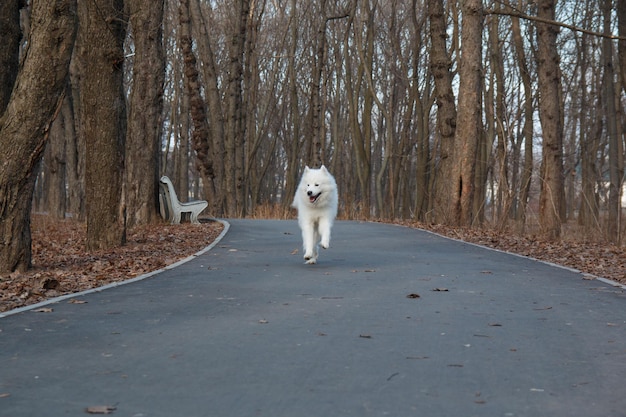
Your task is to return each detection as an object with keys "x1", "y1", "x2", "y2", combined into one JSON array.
[{"x1": 484, "y1": 8, "x2": 626, "y2": 41}]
